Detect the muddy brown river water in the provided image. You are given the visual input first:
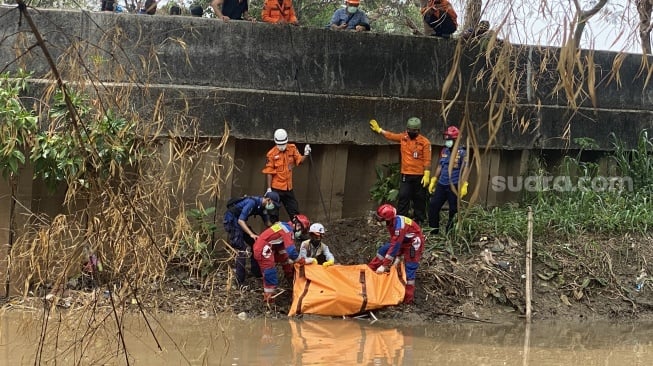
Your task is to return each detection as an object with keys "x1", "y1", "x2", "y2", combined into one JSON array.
[{"x1": 1, "y1": 312, "x2": 652, "y2": 365}]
